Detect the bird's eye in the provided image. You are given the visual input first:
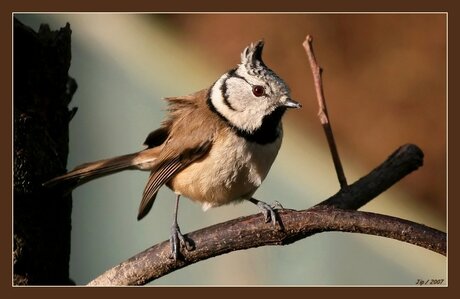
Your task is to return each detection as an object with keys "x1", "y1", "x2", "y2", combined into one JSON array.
[{"x1": 252, "y1": 85, "x2": 265, "y2": 97}]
